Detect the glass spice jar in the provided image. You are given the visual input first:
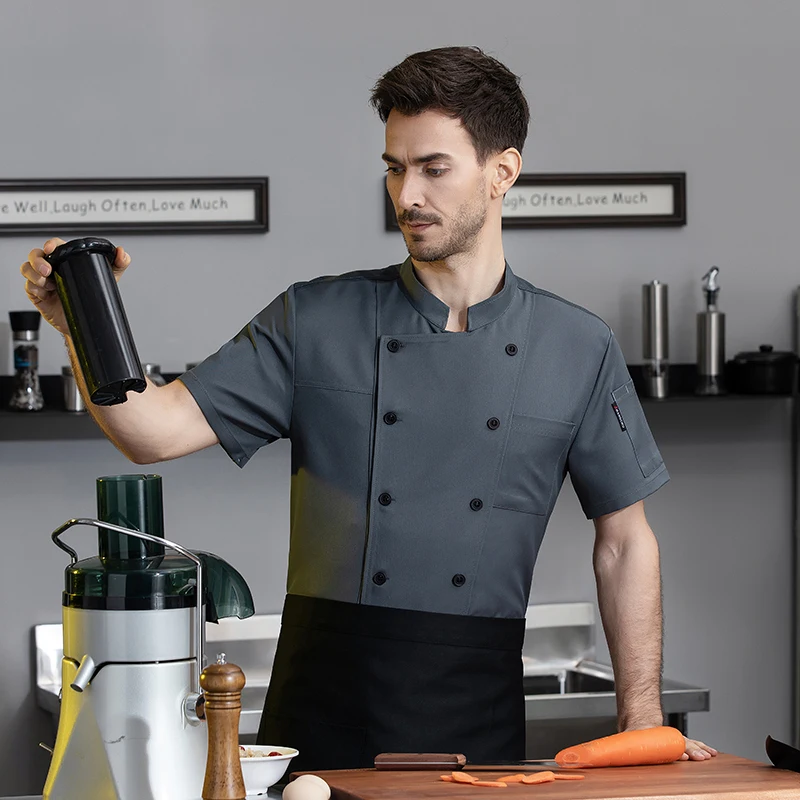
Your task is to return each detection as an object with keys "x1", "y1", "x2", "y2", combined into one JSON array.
[{"x1": 8, "y1": 310, "x2": 44, "y2": 411}]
